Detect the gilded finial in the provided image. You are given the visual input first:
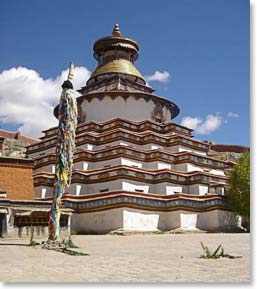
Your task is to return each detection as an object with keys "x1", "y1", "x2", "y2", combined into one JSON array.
[
  {"x1": 112, "y1": 24, "x2": 122, "y2": 37},
  {"x1": 68, "y1": 62, "x2": 74, "y2": 81}
]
